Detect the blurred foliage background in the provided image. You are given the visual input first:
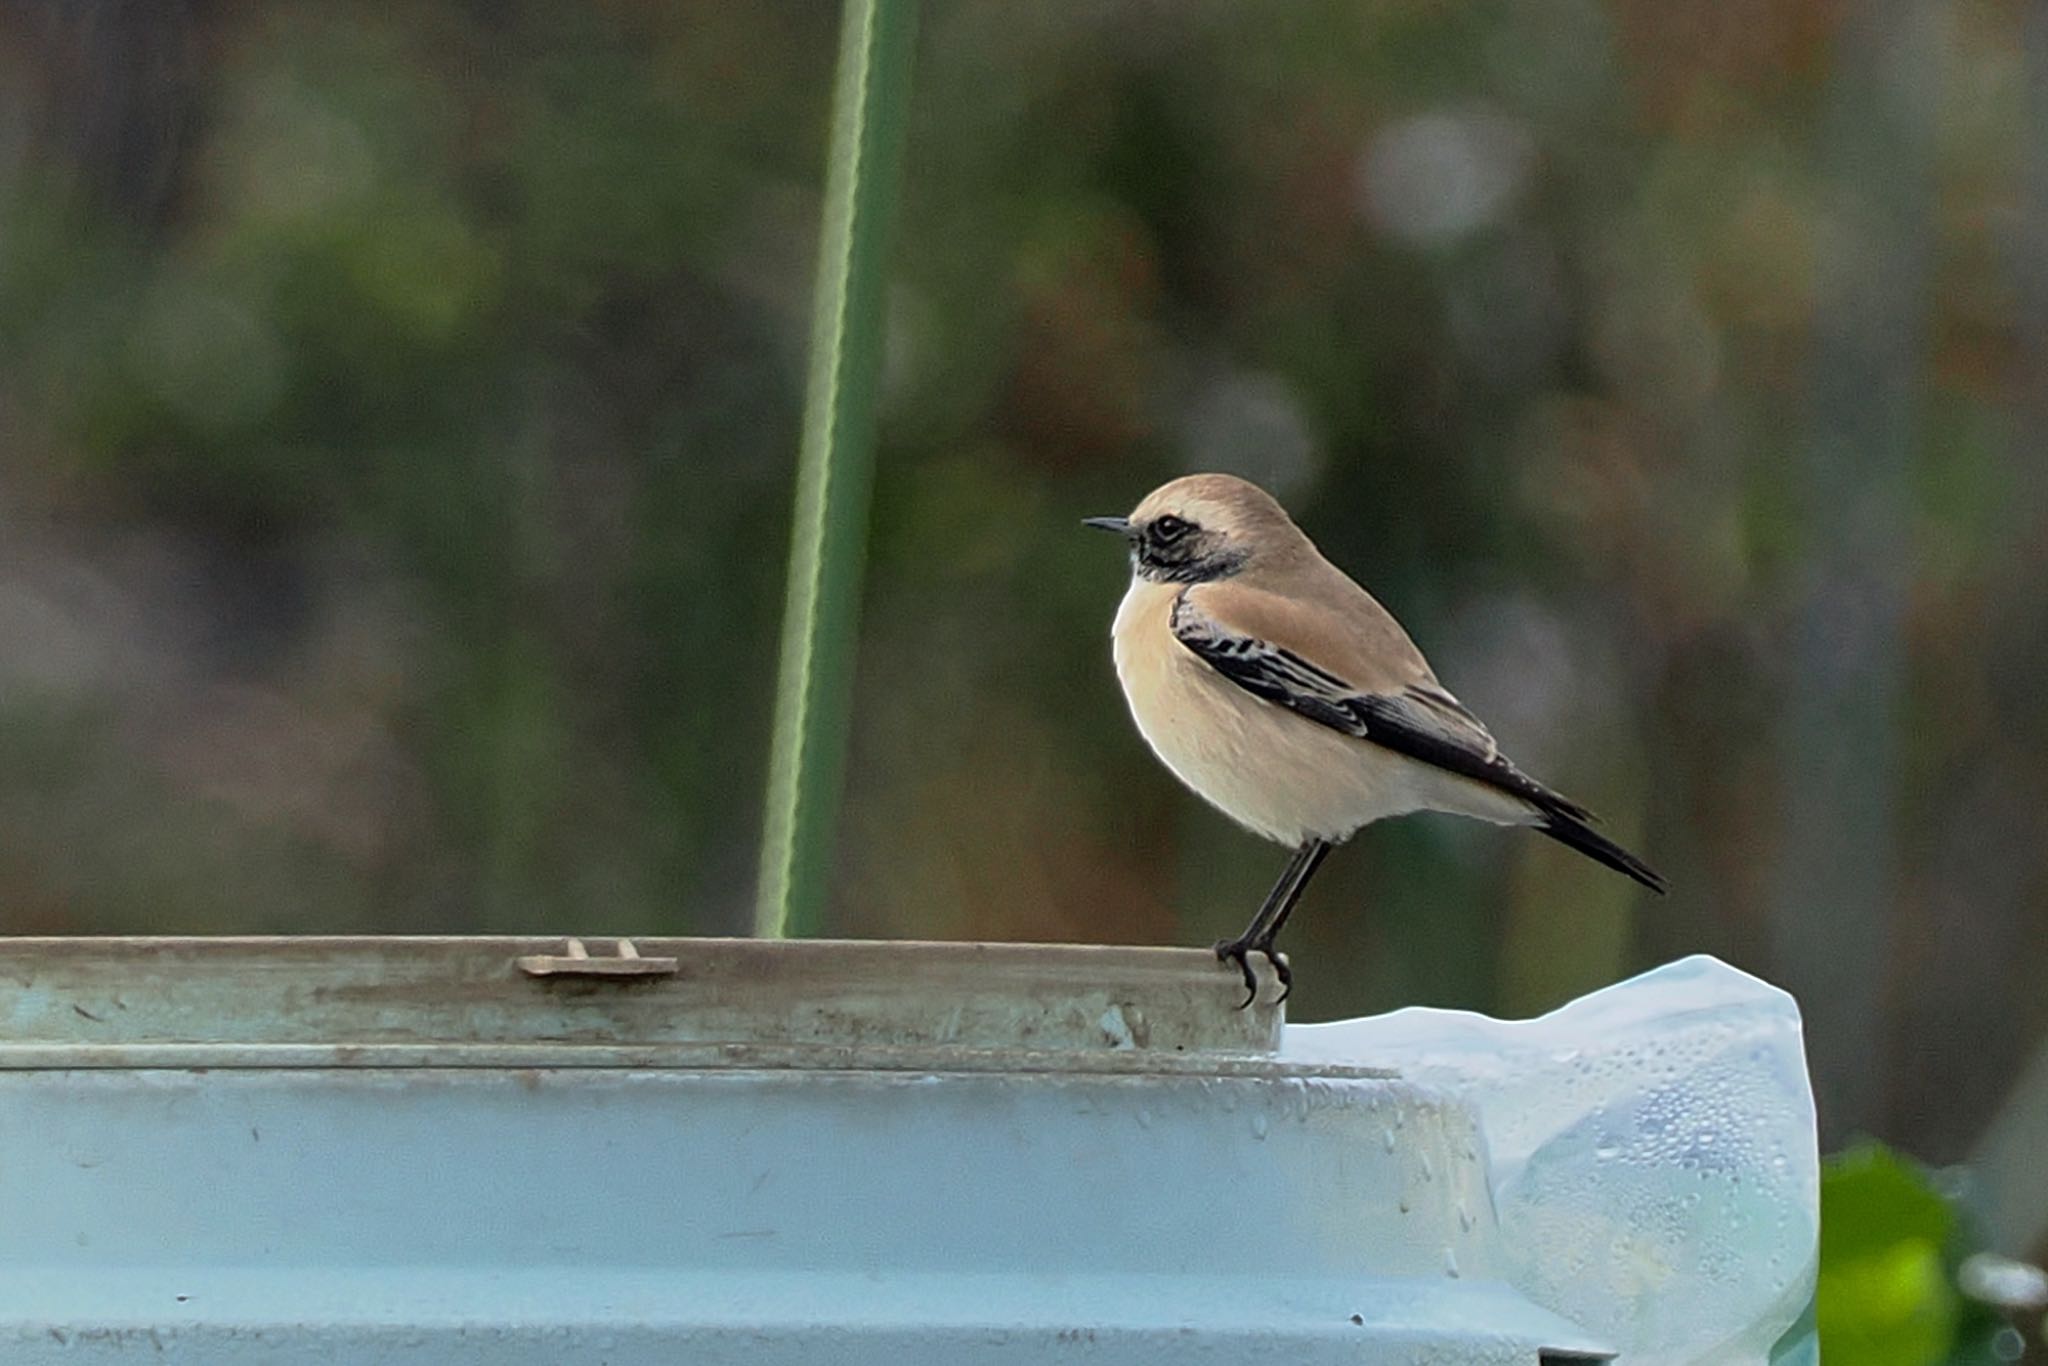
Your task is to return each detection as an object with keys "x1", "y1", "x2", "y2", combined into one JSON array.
[
  {"x1": 2, "y1": 0, "x2": 2046, "y2": 1345},
  {"x1": 1819, "y1": 1144, "x2": 2044, "y2": 1365}
]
